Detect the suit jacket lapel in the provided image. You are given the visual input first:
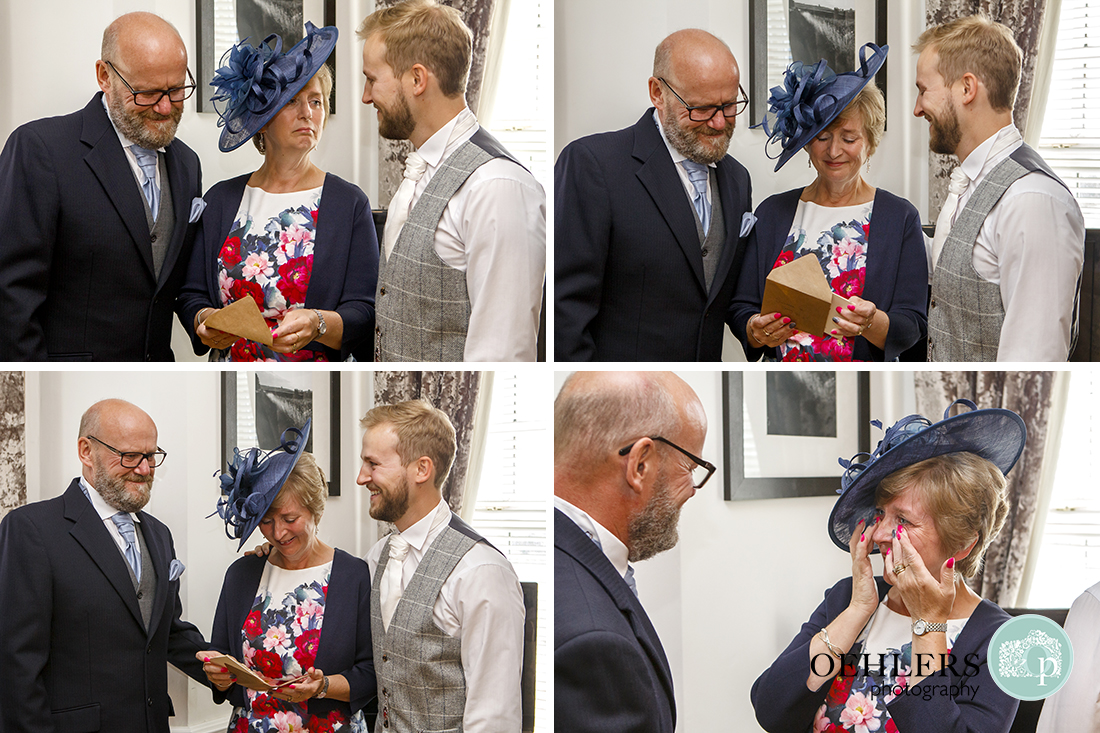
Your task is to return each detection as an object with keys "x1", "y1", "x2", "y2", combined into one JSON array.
[
  {"x1": 138, "y1": 513, "x2": 170, "y2": 637},
  {"x1": 555, "y1": 510, "x2": 676, "y2": 718},
  {"x1": 157, "y1": 141, "x2": 192, "y2": 289},
  {"x1": 63, "y1": 479, "x2": 145, "y2": 631},
  {"x1": 632, "y1": 112, "x2": 707, "y2": 293},
  {"x1": 80, "y1": 94, "x2": 156, "y2": 279},
  {"x1": 707, "y1": 160, "x2": 744, "y2": 303}
]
